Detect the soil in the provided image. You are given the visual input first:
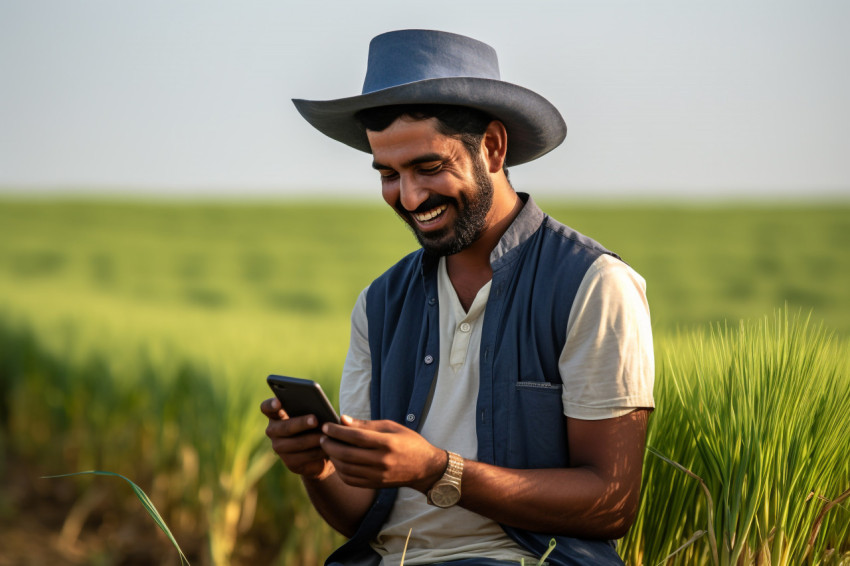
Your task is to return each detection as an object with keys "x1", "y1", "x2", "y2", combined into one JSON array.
[
  {"x1": 0, "y1": 456, "x2": 205, "y2": 566},
  {"x1": 0, "y1": 451, "x2": 288, "y2": 565}
]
